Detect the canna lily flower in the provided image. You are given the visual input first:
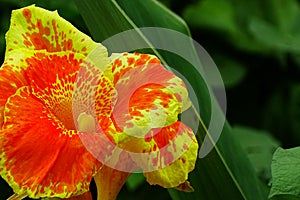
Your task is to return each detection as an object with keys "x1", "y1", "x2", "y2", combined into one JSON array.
[
  {"x1": 0, "y1": 5, "x2": 108, "y2": 199},
  {"x1": 0, "y1": 5, "x2": 198, "y2": 200}
]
